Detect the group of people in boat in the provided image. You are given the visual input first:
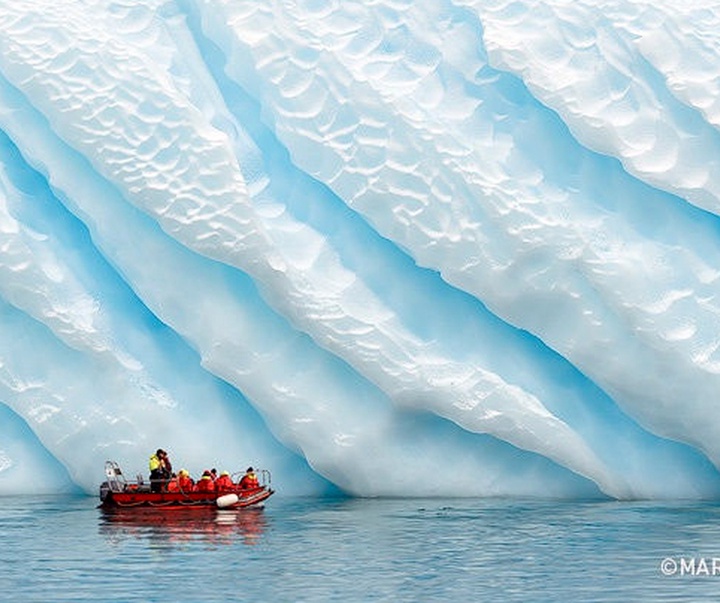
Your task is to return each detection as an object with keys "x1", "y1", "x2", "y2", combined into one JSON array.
[{"x1": 148, "y1": 448, "x2": 259, "y2": 494}]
